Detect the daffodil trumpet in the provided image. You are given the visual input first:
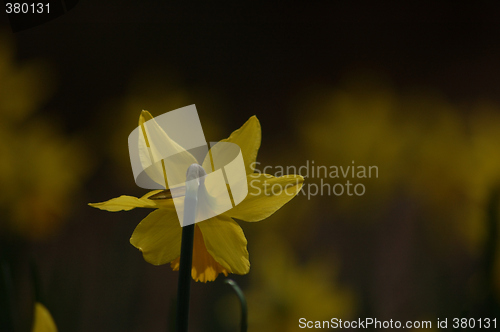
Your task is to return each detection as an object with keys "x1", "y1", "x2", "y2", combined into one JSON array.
[{"x1": 175, "y1": 164, "x2": 205, "y2": 332}]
